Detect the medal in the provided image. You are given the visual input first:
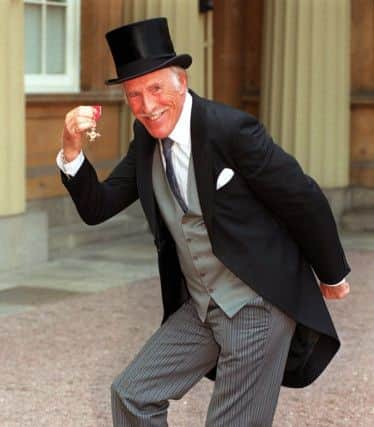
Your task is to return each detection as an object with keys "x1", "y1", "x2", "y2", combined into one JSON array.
[{"x1": 86, "y1": 105, "x2": 102, "y2": 142}]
